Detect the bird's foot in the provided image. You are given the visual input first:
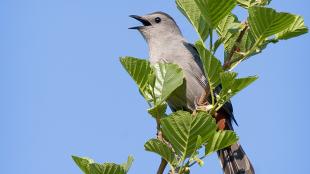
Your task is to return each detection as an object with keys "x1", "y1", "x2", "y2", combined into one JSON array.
[
  {"x1": 196, "y1": 92, "x2": 208, "y2": 106},
  {"x1": 195, "y1": 105, "x2": 214, "y2": 112},
  {"x1": 194, "y1": 96, "x2": 213, "y2": 112}
]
